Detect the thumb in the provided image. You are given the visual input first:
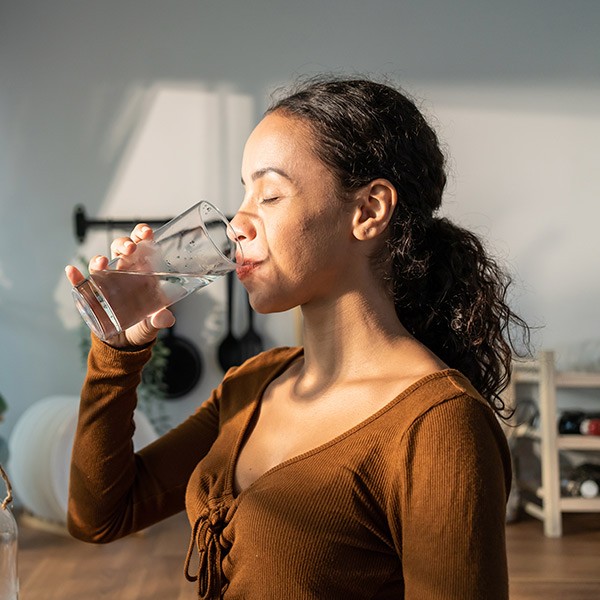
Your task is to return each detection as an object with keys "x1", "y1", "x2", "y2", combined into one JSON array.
[{"x1": 65, "y1": 265, "x2": 85, "y2": 286}]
